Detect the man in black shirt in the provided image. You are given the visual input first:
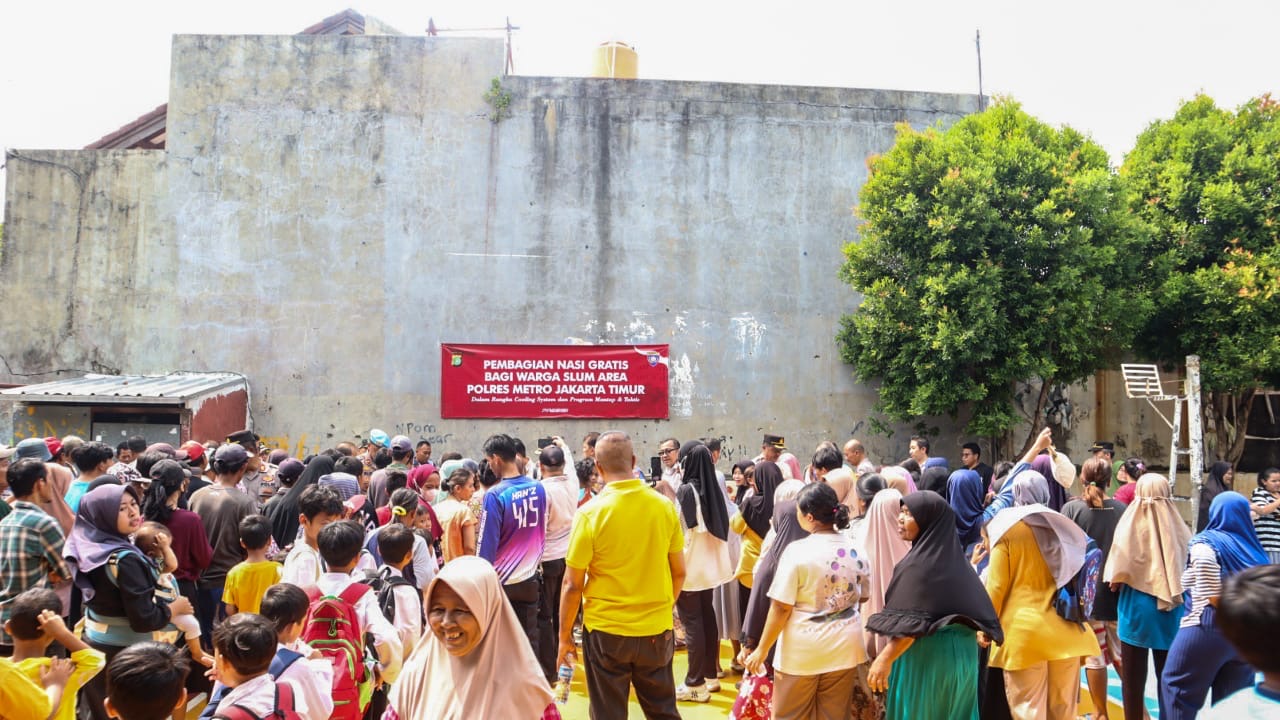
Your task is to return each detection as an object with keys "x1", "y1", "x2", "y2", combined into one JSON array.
[{"x1": 960, "y1": 442, "x2": 994, "y2": 492}]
